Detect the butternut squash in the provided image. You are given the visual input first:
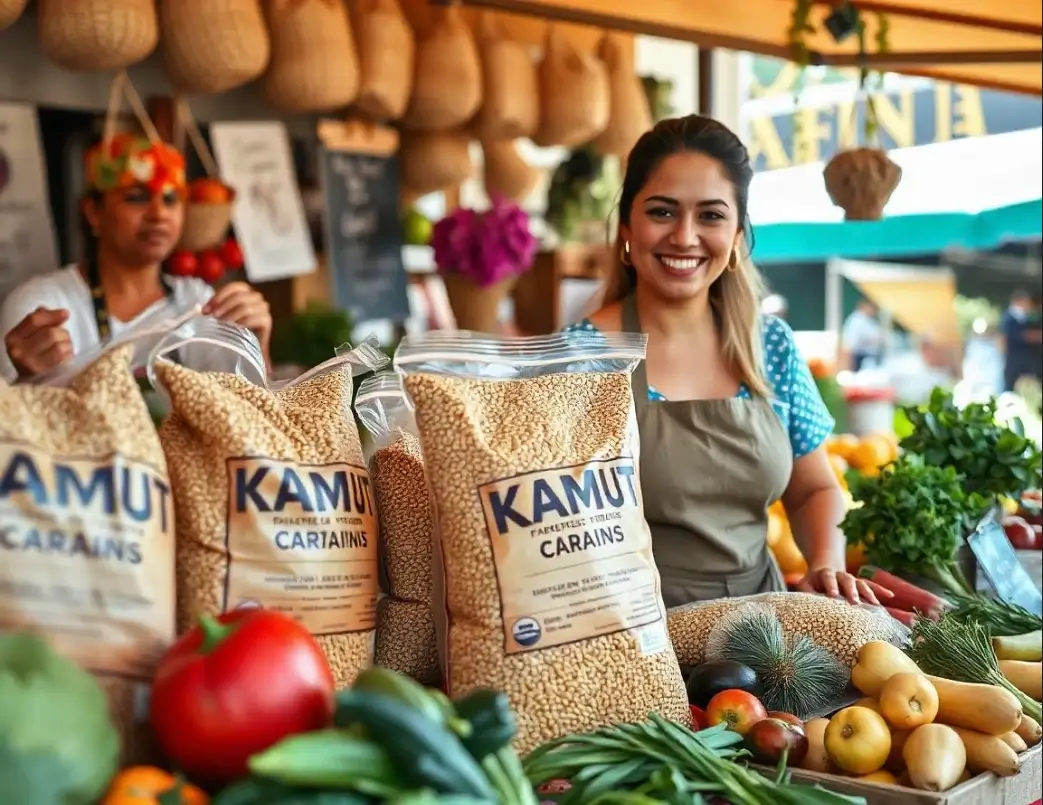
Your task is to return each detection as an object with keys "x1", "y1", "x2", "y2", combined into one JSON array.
[
  {"x1": 854, "y1": 696, "x2": 880, "y2": 713},
  {"x1": 928, "y1": 675, "x2": 1023, "y2": 736},
  {"x1": 800, "y1": 718, "x2": 833, "y2": 773},
  {"x1": 885, "y1": 728, "x2": 910, "y2": 773},
  {"x1": 850, "y1": 641, "x2": 921, "y2": 698},
  {"x1": 998, "y1": 731, "x2": 1028, "y2": 753},
  {"x1": 878, "y1": 673, "x2": 939, "y2": 730},
  {"x1": 951, "y1": 726, "x2": 1020, "y2": 777},
  {"x1": 992, "y1": 630, "x2": 1042, "y2": 662},
  {"x1": 998, "y1": 660, "x2": 1043, "y2": 701},
  {"x1": 1015, "y1": 713, "x2": 1042, "y2": 747},
  {"x1": 903, "y1": 724, "x2": 966, "y2": 792},
  {"x1": 858, "y1": 769, "x2": 899, "y2": 785}
]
